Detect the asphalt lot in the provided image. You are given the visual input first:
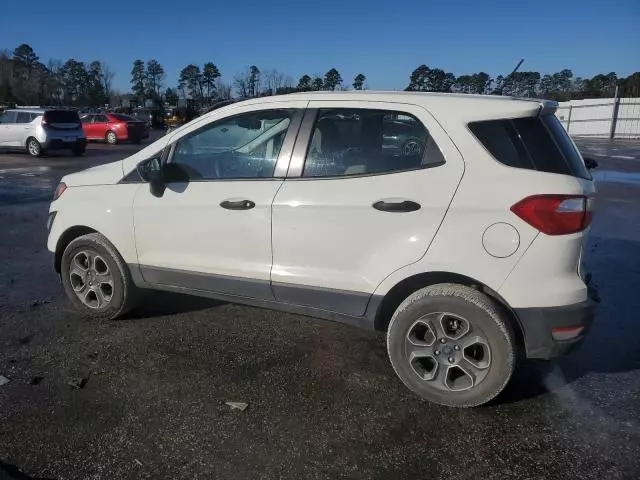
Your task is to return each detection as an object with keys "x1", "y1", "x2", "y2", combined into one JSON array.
[{"x1": 1, "y1": 135, "x2": 639, "y2": 479}]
